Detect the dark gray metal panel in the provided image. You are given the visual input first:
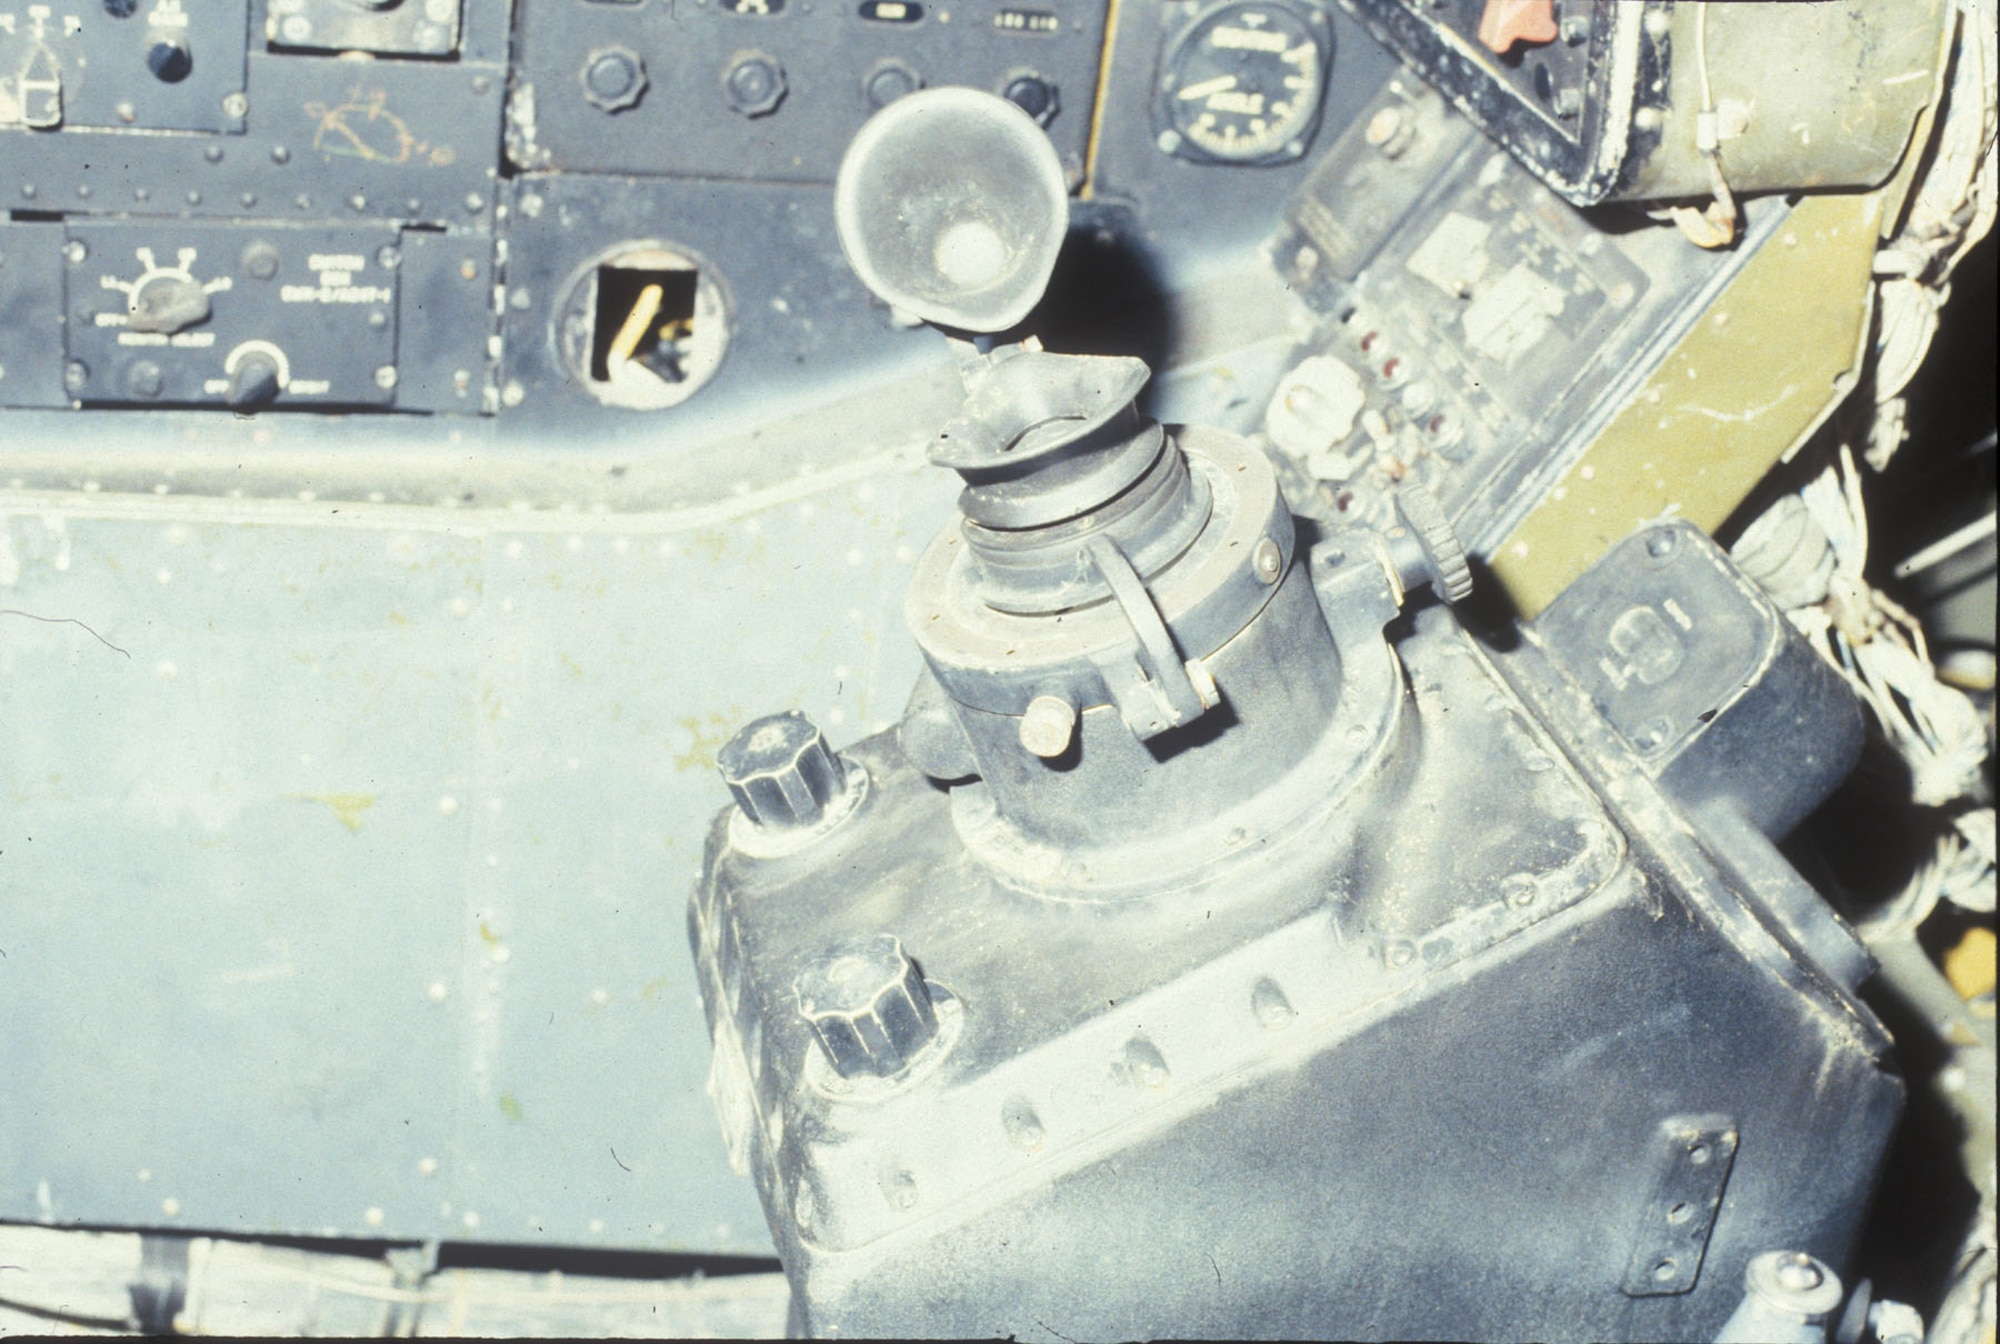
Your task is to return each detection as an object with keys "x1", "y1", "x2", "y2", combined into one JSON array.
[
  {"x1": 0, "y1": 0, "x2": 251, "y2": 133},
  {"x1": 0, "y1": 221, "x2": 69, "y2": 409},
  {"x1": 0, "y1": 459, "x2": 958, "y2": 1252},
  {"x1": 395, "y1": 229, "x2": 498, "y2": 415},
  {"x1": 3, "y1": 53, "x2": 505, "y2": 229},
  {"x1": 508, "y1": 0, "x2": 1109, "y2": 182},
  {"x1": 62, "y1": 219, "x2": 402, "y2": 408}
]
